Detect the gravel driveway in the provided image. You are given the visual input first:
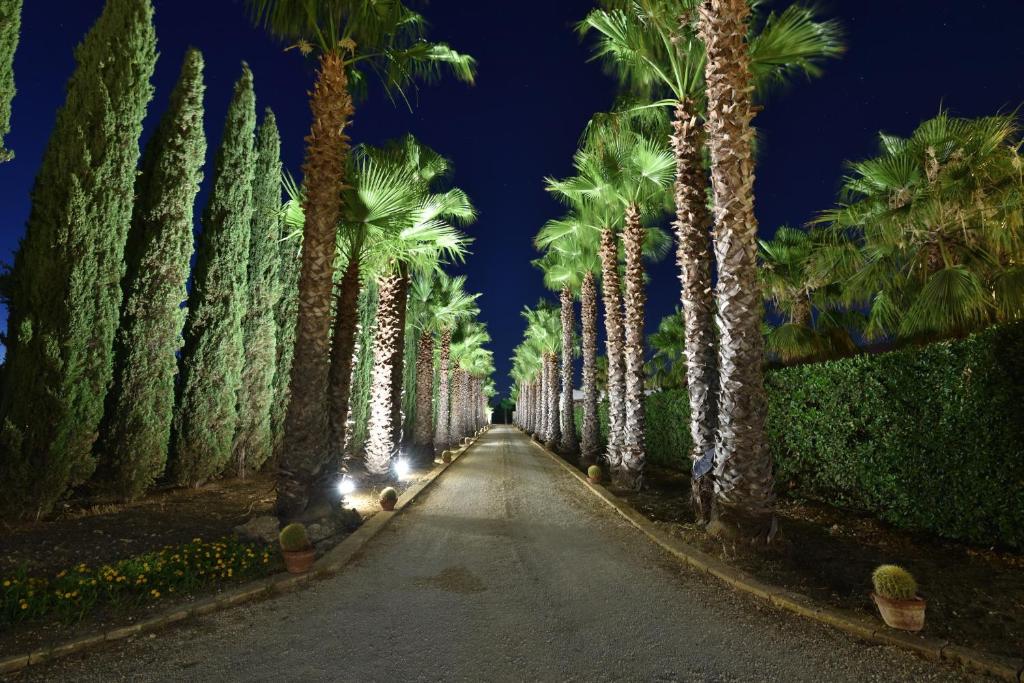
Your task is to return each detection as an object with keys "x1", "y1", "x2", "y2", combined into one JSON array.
[{"x1": 16, "y1": 426, "x2": 979, "y2": 682}]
